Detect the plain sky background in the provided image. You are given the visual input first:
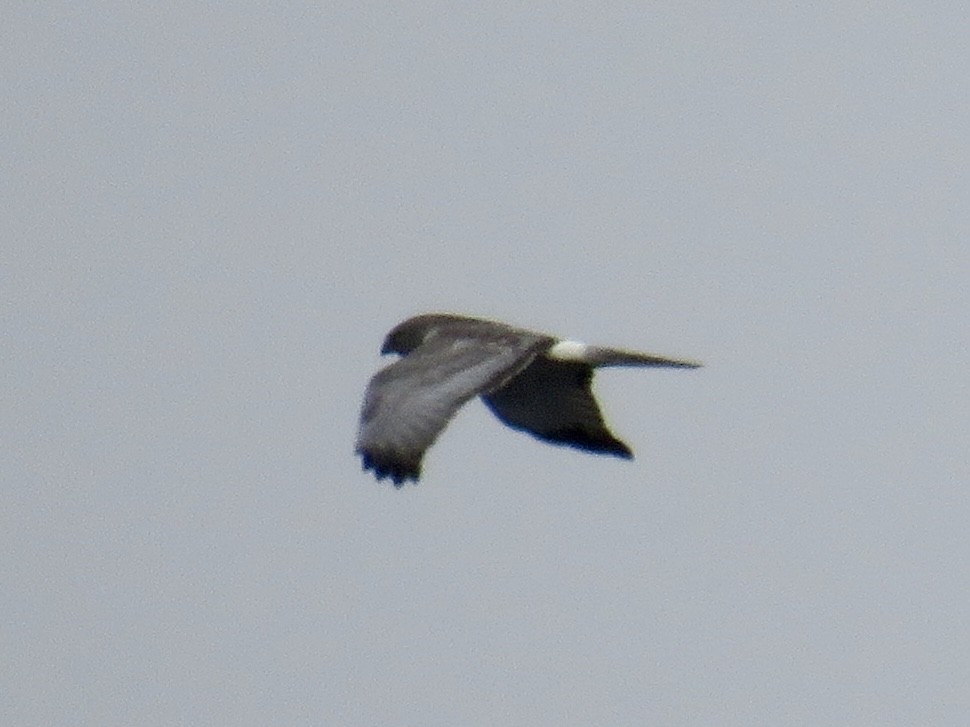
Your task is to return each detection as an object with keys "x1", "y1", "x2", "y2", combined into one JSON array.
[{"x1": 4, "y1": 3, "x2": 969, "y2": 725}]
